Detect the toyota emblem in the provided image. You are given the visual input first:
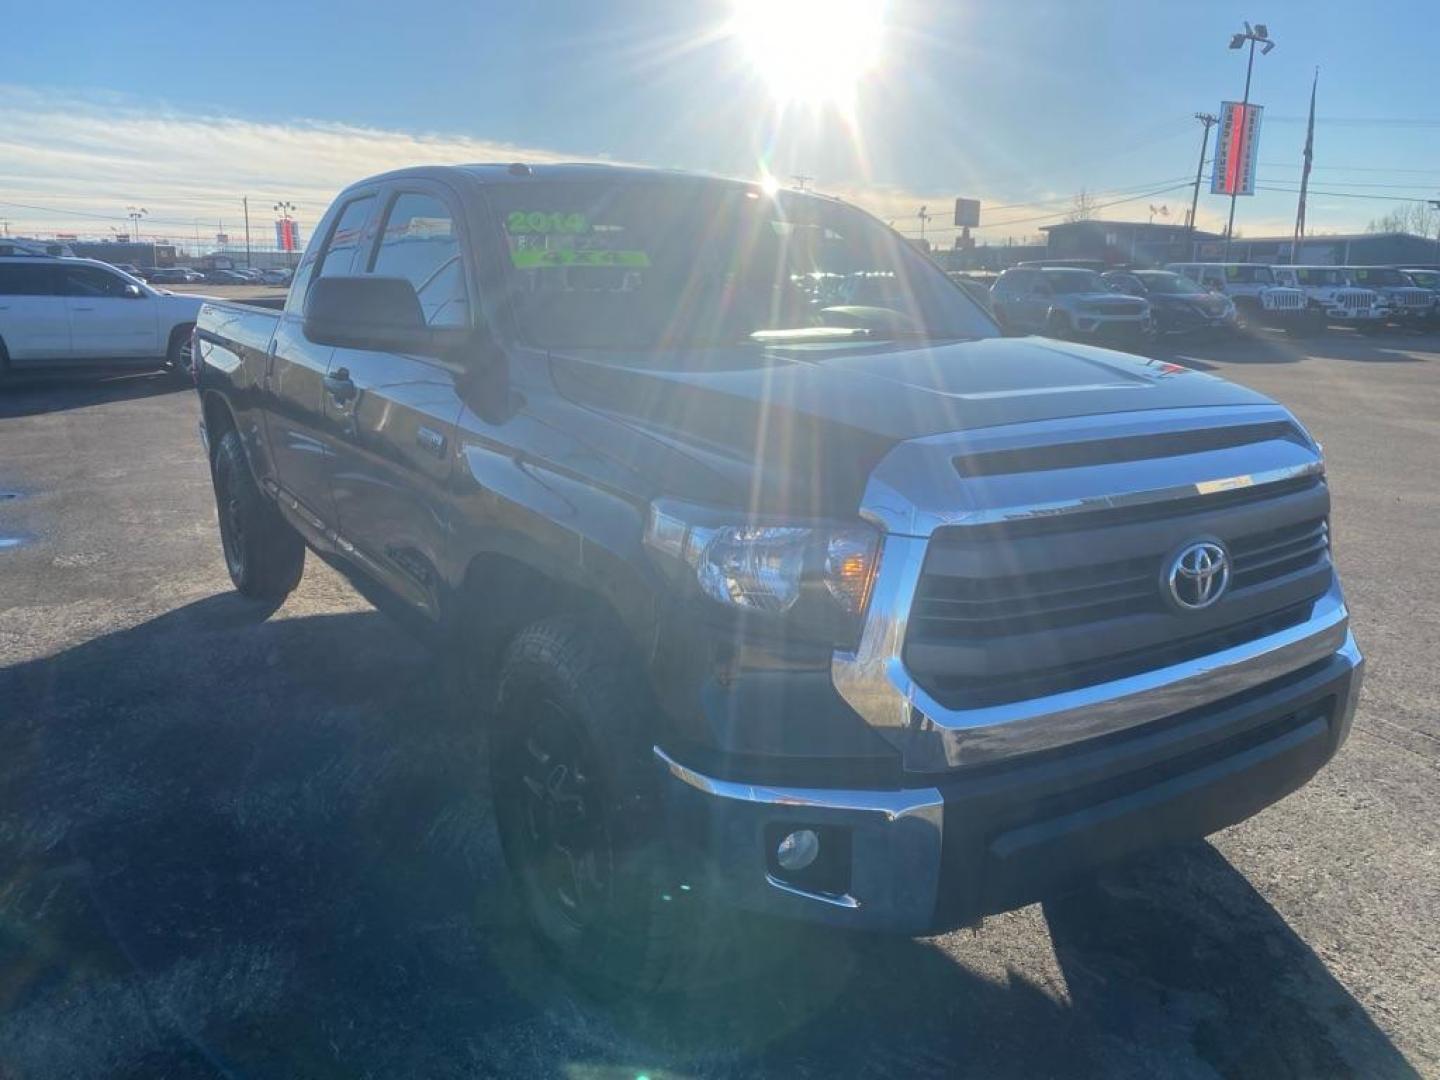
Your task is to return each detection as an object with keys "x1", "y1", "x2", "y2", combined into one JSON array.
[{"x1": 1166, "y1": 540, "x2": 1230, "y2": 611}]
